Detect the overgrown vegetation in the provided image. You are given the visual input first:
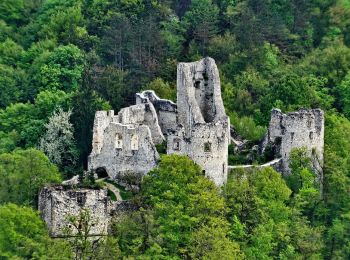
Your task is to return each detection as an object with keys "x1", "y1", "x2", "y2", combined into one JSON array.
[
  {"x1": 105, "y1": 179, "x2": 133, "y2": 200},
  {"x1": 0, "y1": 0, "x2": 350, "y2": 258}
]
